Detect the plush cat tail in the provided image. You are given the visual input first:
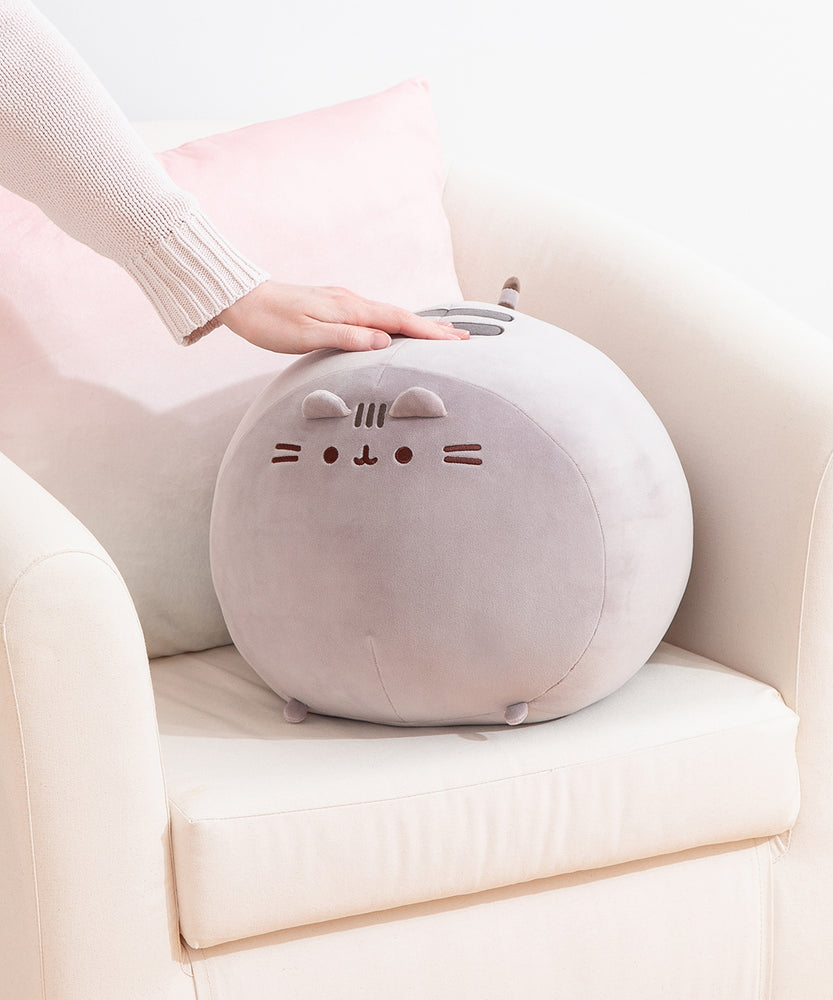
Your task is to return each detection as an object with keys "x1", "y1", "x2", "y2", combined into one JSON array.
[
  {"x1": 389, "y1": 387, "x2": 447, "y2": 418},
  {"x1": 302, "y1": 390, "x2": 351, "y2": 419},
  {"x1": 498, "y1": 276, "x2": 520, "y2": 311},
  {"x1": 284, "y1": 698, "x2": 309, "y2": 724}
]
